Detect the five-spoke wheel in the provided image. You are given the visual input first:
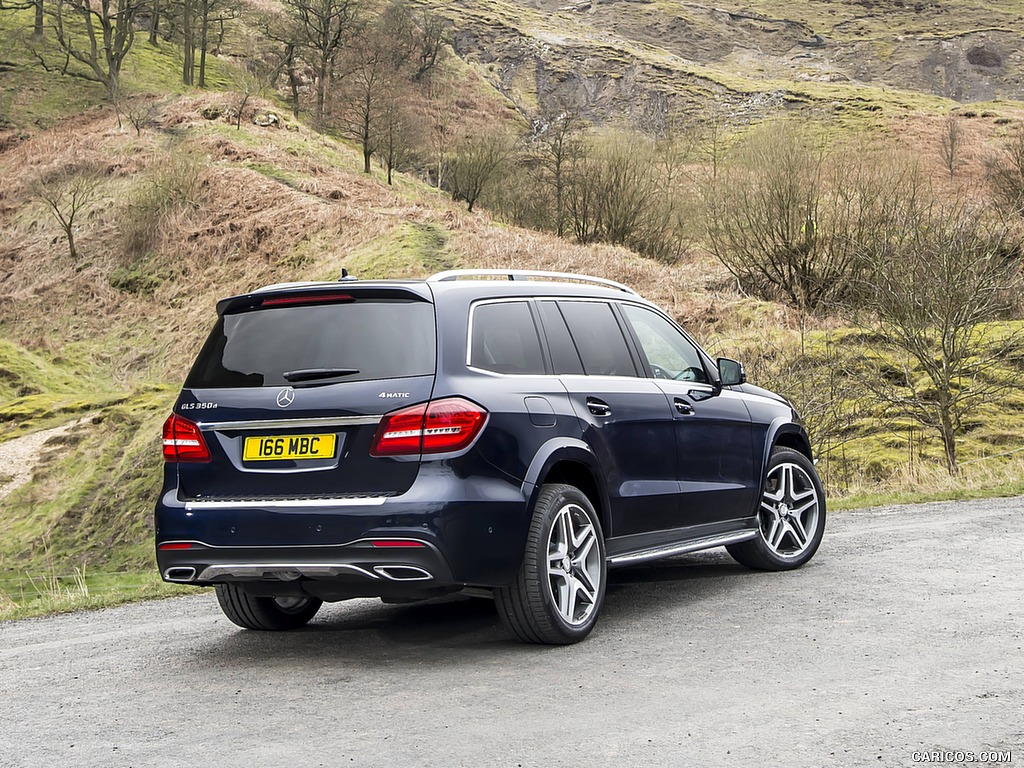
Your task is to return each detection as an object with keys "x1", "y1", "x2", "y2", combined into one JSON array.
[
  {"x1": 547, "y1": 502, "x2": 602, "y2": 626},
  {"x1": 727, "y1": 447, "x2": 826, "y2": 571},
  {"x1": 496, "y1": 483, "x2": 607, "y2": 644}
]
